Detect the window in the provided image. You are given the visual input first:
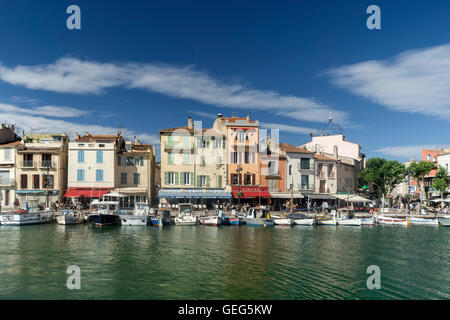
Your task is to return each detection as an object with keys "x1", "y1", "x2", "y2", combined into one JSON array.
[
  {"x1": 318, "y1": 163, "x2": 323, "y2": 177},
  {"x1": 4, "y1": 148, "x2": 11, "y2": 161},
  {"x1": 134, "y1": 173, "x2": 140, "y2": 185},
  {"x1": 43, "y1": 175, "x2": 54, "y2": 188},
  {"x1": 215, "y1": 138, "x2": 222, "y2": 149},
  {"x1": 231, "y1": 152, "x2": 238, "y2": 164},
  {"x1": 135, "y1": 157, "x2": 144, "y2": 166},
  {"x1": 199, "y1": 175, "x2": 207, "y2": 187},
  {"x1": 300, "y1": 158, "x2": 310, "y2": 169},
  {"x1": 23, "y1": 154, "x2": 33, "y2": 167},
  {"x1": 268, "y1": 160, "x2": 278, "y2": 175},
  {"x1": 77, "y1": 169, "x2": 85, "y2": 182},
  {"x1": 182, "y1": 172, "x2": 190, "y2": 185},
  {"x1": 121, "y1": 173, "x2": 127, "y2": 185},
  {"x1": 216, "y1": 156, "x2": 222, "y2": 165},
  {"x1": 345, "y1": 178, "x2": 353, "y2": 188},
  {"x1": 127, "y1": 157, "x2": 134, "y2": 166},
  {"x1": 167, "y1": 172, "x2": 176, "y2": 185},
  {"x1": 301, "y1": 175, "x2": 309, "y2": 190},
  {"x1": 99, "y1": 144, "x2": 105, "y2": 148},
  {"x1": 33, "y1": 175, "x2": 40, "y2": 189},
  {"x1": 21, "y1": 174, "x2": 28, "y2": 189},
  {"x1": 168, "y1": 152, "x2": 174, "y2": 165},
  {"x1": 289, "y1": 165, "x2": 292, "y2": 175},
  {"x1": 78, "y1": 150, "x2": 84, "y2": 163},
  {"x1": 245, "y1": 174, "x2": 252, "y2": 185},
  {"x1": 96, "y1": 169, "x2": 104, "y2": 182},
  {"x1": 167, "y1": 136, "x2": 174, "y2": 148},
  {"x1": 244, "y1": 152, "x2": 249, "y2": 164},
  {"x1": 42, "y1": 154, "x2": 52, "y2": 168},
  {"x1": 231, "y1": 174, "x2": 239, "y2": 185},
  {"x1": 96, "y1": 150, "x2": 103, "y2": 163},
  {"x1": 328, "y1": 164, "x2": 334, "y2": 178},
  {"x1": 268, "y1": 179, "x2": 277, "y2": 191},
  {"x1": 77, "y1": 144, "x2": 85, "y2": 147}
]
